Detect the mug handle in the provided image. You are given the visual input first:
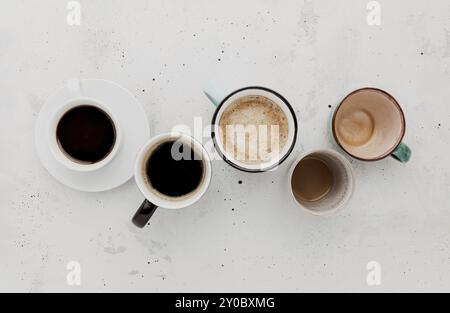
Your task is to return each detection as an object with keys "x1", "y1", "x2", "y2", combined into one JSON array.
[
  {"x1": 203, "y1": 91, "x2": 220, "y2": 107},
  {"x1": 391, "y1": 142, "x2": 412, "y2": 163},
  {"x1": 132, "y1": 200, "x2": 158, "y2": 228}
]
